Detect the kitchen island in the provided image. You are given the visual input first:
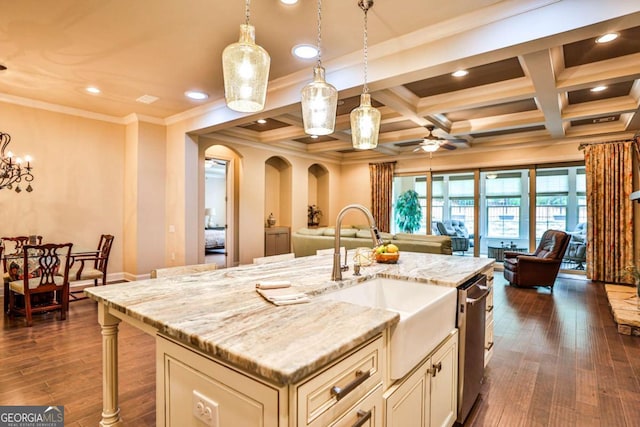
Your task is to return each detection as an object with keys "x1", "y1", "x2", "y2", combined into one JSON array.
[{"x1": 86, "y1": 251, "x2": 494, "y2": 426}]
